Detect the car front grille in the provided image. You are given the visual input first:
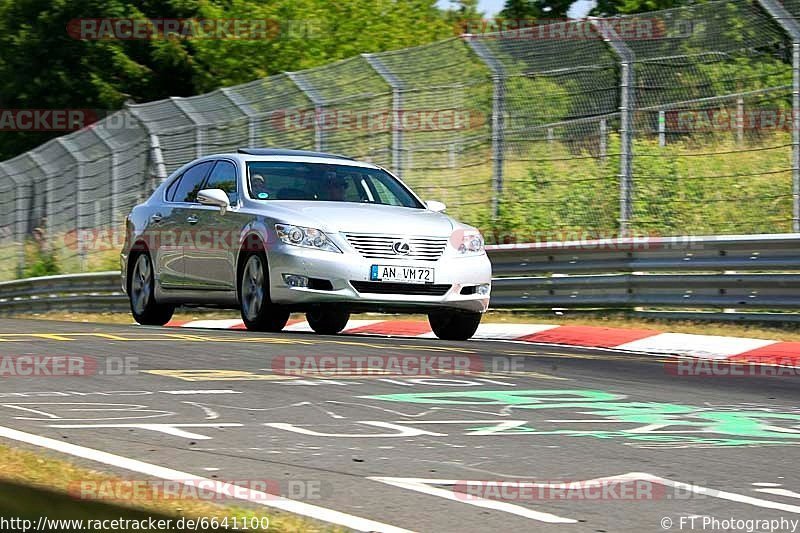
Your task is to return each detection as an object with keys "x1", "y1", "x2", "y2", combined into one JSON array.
[
  {"x1": 351, "y1": 281, "x2": 452, "y2": 296},
  {"x1": 344, "y1": 233, "x2": 447, "y2": 261}
]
